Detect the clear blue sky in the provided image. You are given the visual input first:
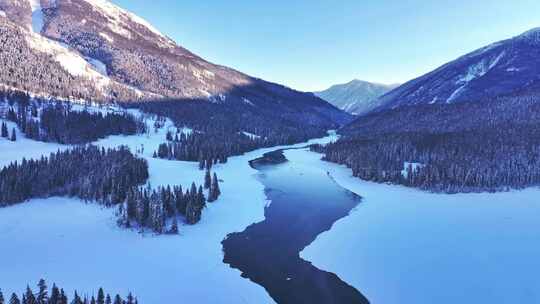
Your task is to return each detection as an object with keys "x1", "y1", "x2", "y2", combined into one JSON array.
[{"x1": 113, "y1": 0, "x2": 540, "y2": 92}]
